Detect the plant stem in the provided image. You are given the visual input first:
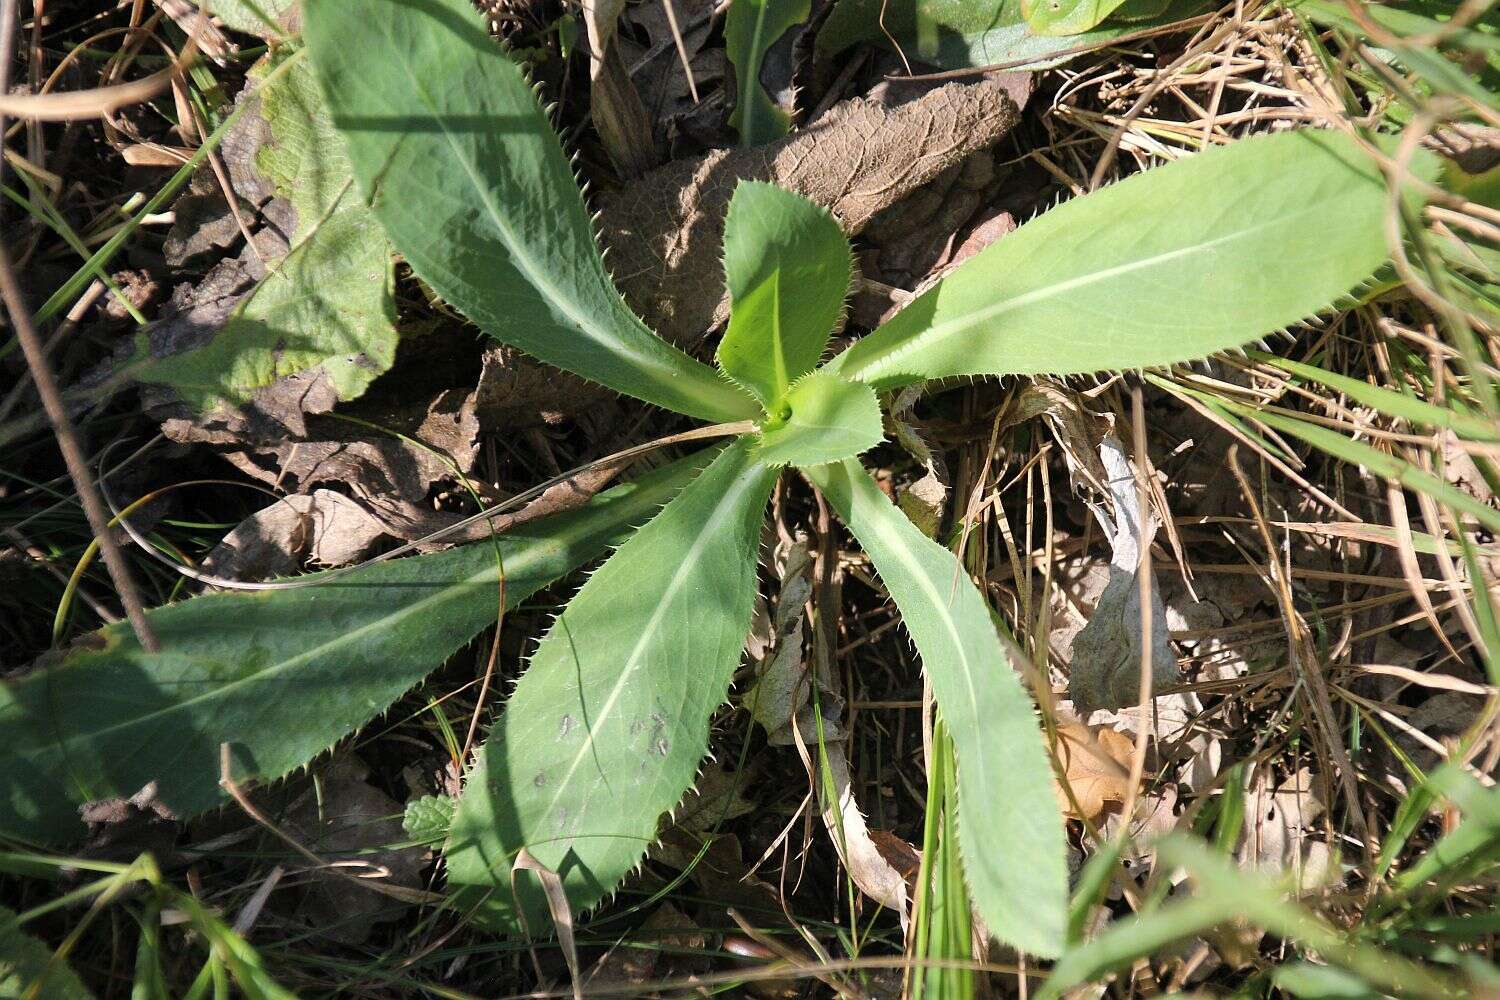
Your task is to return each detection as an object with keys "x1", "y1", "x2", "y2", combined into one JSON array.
[{"x1": 0, "y1": 0, "x2": 158, "y2": 651}]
